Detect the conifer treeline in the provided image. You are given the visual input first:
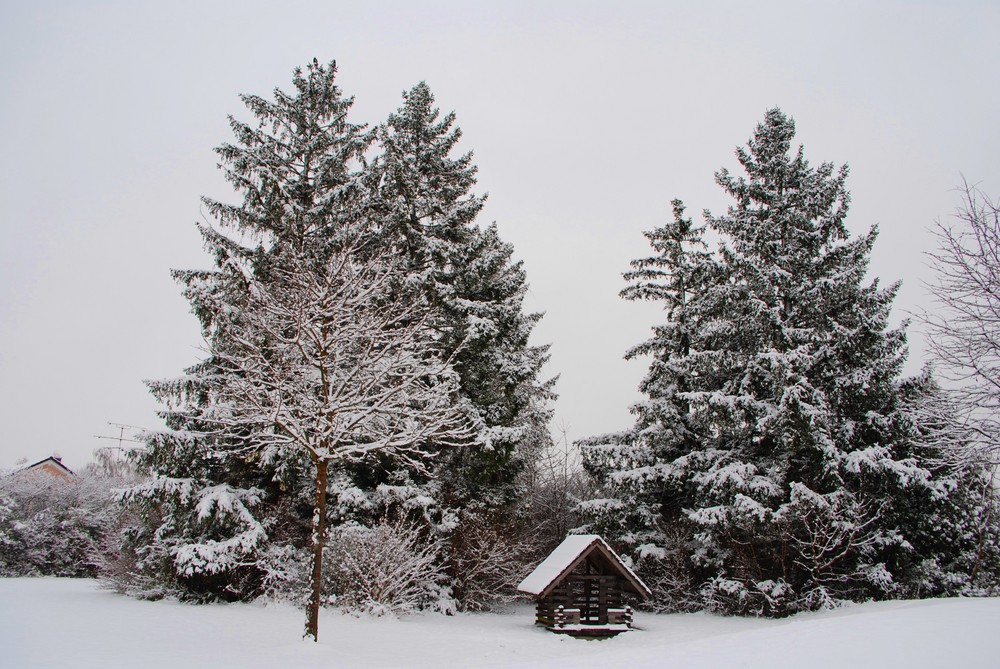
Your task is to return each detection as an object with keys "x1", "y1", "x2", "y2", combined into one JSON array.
[{"x1": 102, "y1": 62, "x2": 999, "y2": 619}]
